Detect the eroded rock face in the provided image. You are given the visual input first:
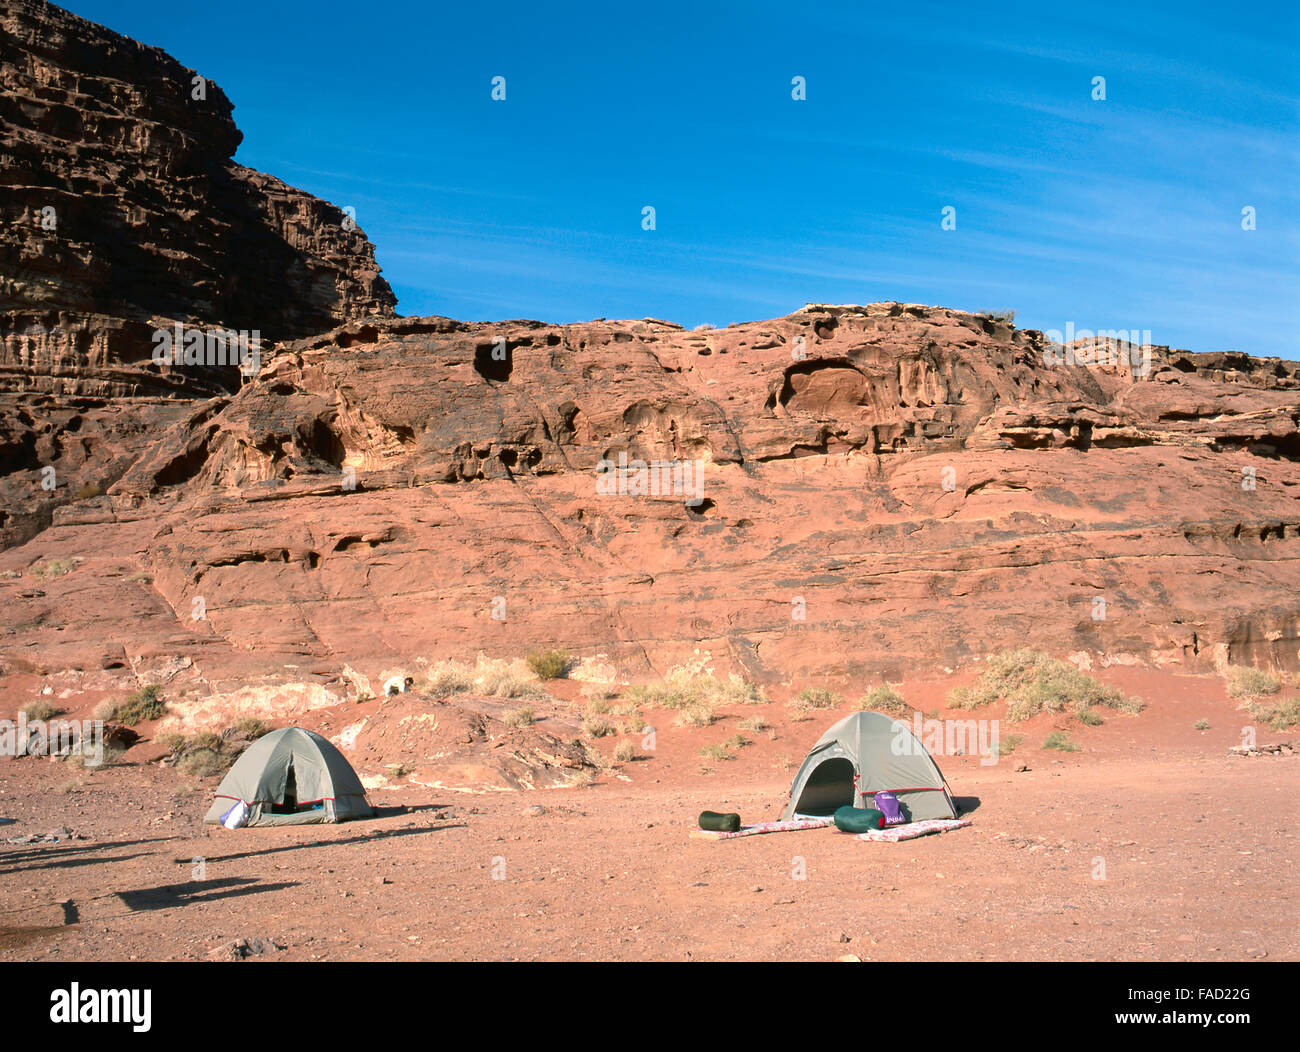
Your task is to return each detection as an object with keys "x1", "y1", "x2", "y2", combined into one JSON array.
[
  {"x1": 1, "y1": 3, "x2": 1297, "y2": 723},
  {"x1": 0, "y1": 0, "x2": 396, "y2": 548},
  {"x1": 2, "y1": 303, "x2": 1297, "y2": 707},
  {"x1": 0, "y1": 0, "x2": 396, "y2": 401}
]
